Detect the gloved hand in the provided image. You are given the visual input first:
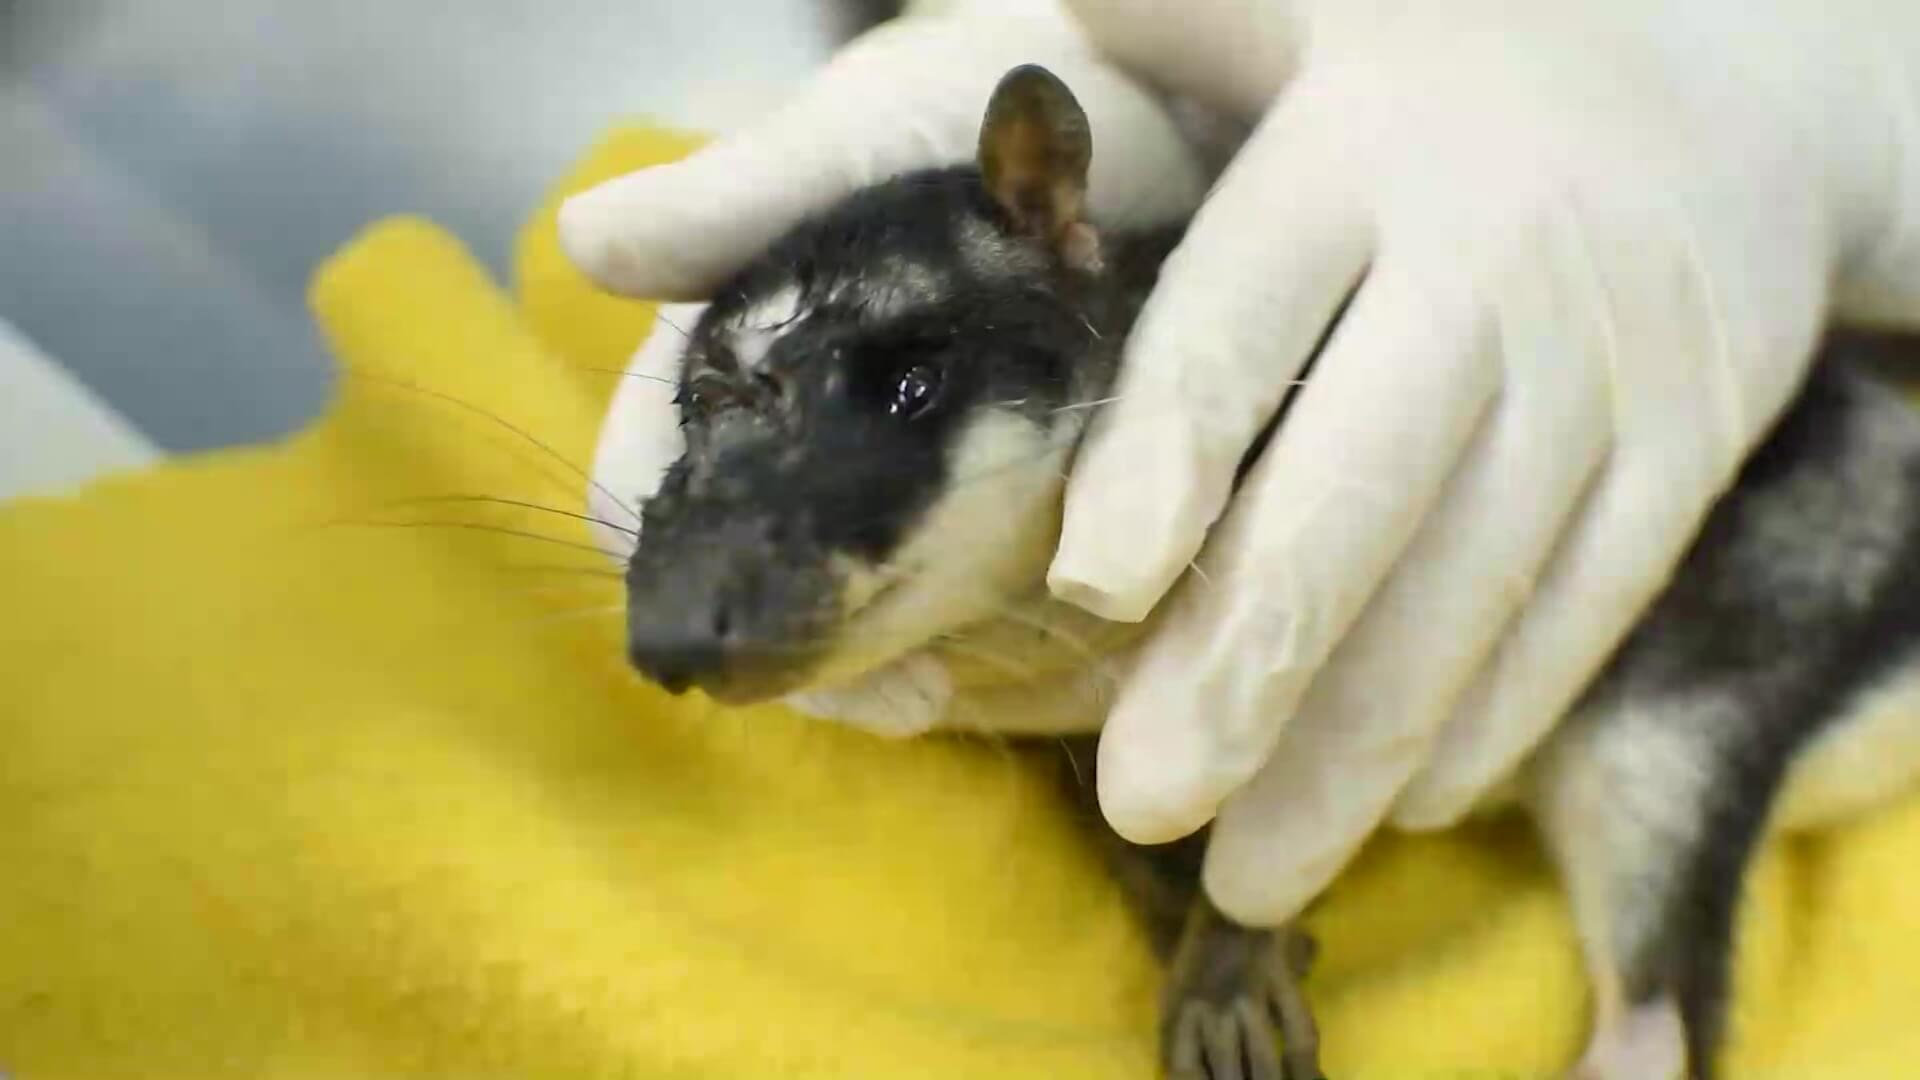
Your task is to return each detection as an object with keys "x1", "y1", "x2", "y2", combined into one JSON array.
[
  {"x1": 557, "y1": 0, "x2": 1210, "y2": 304},
  {"x1": 563, "y1": 0, "x2": 1920, "y2": 928}
]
